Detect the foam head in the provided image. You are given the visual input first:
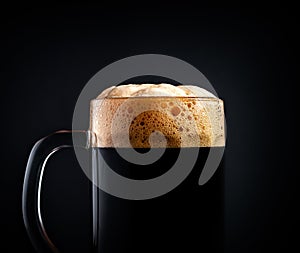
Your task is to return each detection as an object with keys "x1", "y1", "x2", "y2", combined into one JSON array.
[{"x1": 90, "y1": 84, "x2": 225, "y2": 148}]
